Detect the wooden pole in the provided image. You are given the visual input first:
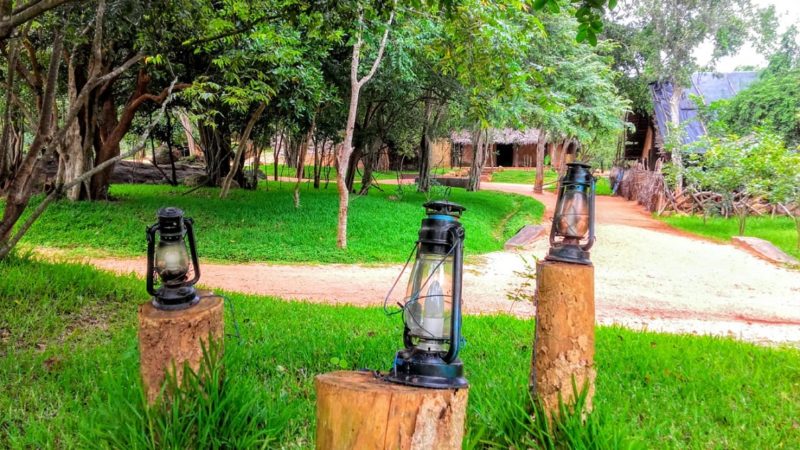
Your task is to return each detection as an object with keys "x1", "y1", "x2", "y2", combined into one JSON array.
[
  {"x1": 531, "y1": 260, "x2": 595, "y2": 416},
  {"x1": 315, "y1": 371, "x2": 469, "y2": 450},
  {"x1": 138, "y1": 294, "x2": 224, "y2": 404}
]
